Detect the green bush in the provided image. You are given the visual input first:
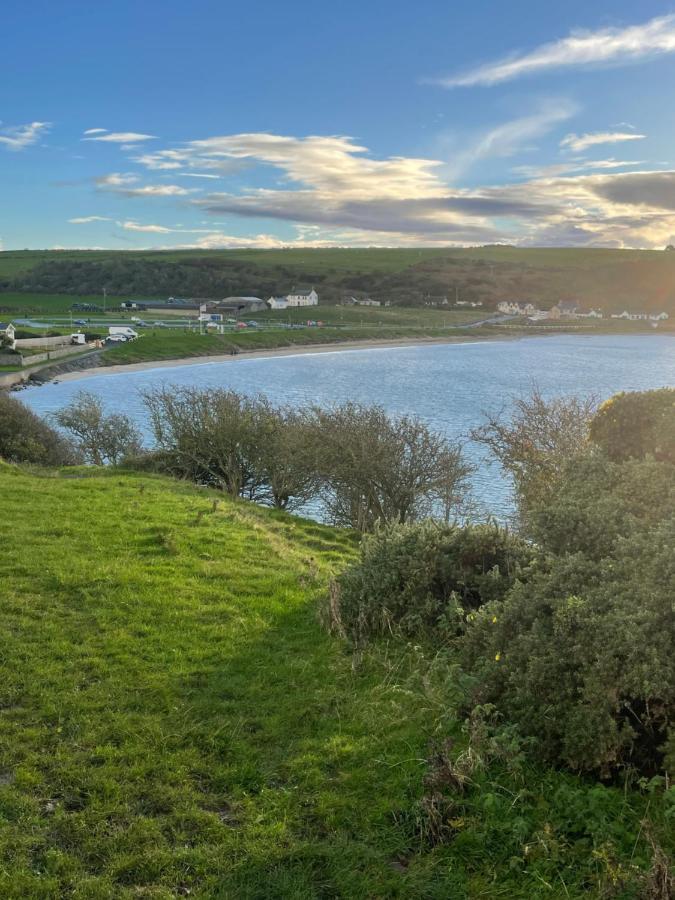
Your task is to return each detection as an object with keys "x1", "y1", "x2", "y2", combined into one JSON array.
[
  {"x1": 527, "y1": 453, "x2": 675, "y2": 558},
  {"x1": 0, "y1": 393, "x2": 80, "y2": 466},
  {"x1": 462, "y1": 516, "x2": 674, "y2": 776},
  {"x1": 590, "y1": 388, "x2": 675, "y2": 463},
  {"x1": 331, "y1": 521, "x2": 534, "y2": 645}
]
